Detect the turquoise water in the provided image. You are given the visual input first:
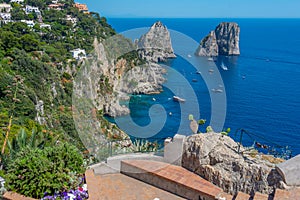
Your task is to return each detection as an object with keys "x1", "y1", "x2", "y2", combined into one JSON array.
[{"x1": 107, "y1": 18, "x2": 300, "y2": 156}]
